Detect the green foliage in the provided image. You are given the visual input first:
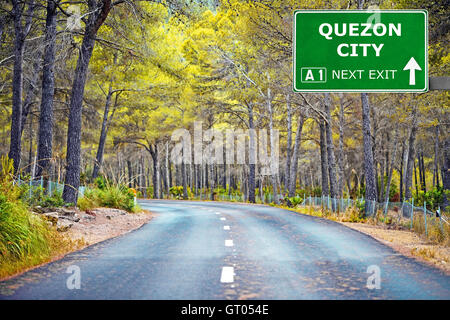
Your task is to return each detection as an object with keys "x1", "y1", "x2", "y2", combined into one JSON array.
[
  {"x1": 95, "y1": 175, "x2": 107, "y2": 190},
  {"x1": 215, "y1": 186, "x2": 228, "y2": 195},
  {"x1": 413, "y1": 186, "x2": 444, "y2": 210},
  {"x1": 284, "y1": 195, "x2": 303, "y2": 208},
  {"x1": 295, "y1": 187, "x2": 321, "y2": 198},
  {"x1": 343, "y1": 207, "x2": 365, "y2": 223},
  {"x1": 18, "y1": 184, "x2": 65, "y2": 208},
  {"x1": 355, "y1": 199, "x2": 365, "y2": 214},
  {"x1": 78, "y1": 184, "x2": 138, "y2": 212},
  {"x1": 0, "y1": 156, "x2": 74, "y2": 278},
  {"x1": 169, "y1": 186, "x2": 184, "y2": 199}
]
